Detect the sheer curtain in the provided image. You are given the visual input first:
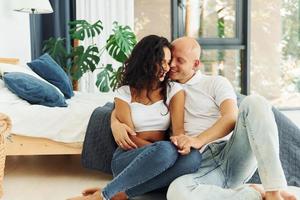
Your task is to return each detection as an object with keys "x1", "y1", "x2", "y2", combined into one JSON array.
[{"x1": 76, "y1": 0, "x2": 134, "y2": 93}]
